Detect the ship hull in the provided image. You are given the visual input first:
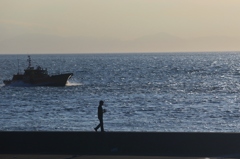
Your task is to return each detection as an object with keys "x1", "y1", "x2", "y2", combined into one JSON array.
[{"x1": 3, "y1": 73, "x2": 73, "y2": 87}]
